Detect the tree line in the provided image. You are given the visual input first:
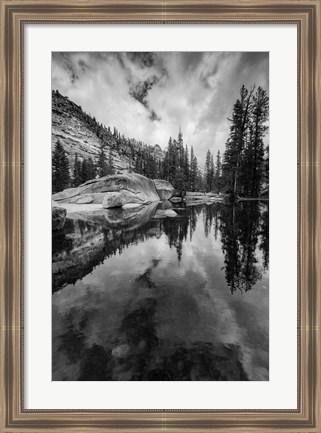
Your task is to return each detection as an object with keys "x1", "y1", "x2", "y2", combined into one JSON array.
[
  {"x1": 52, "y1": 140, "x2": 116, "y2": 192},
  {"x1": 52, "y1": 129, "x2": 223, "y2": 194},
  {"x1": 52, "y1": 84, "x2": 268, "y2": 197}
]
